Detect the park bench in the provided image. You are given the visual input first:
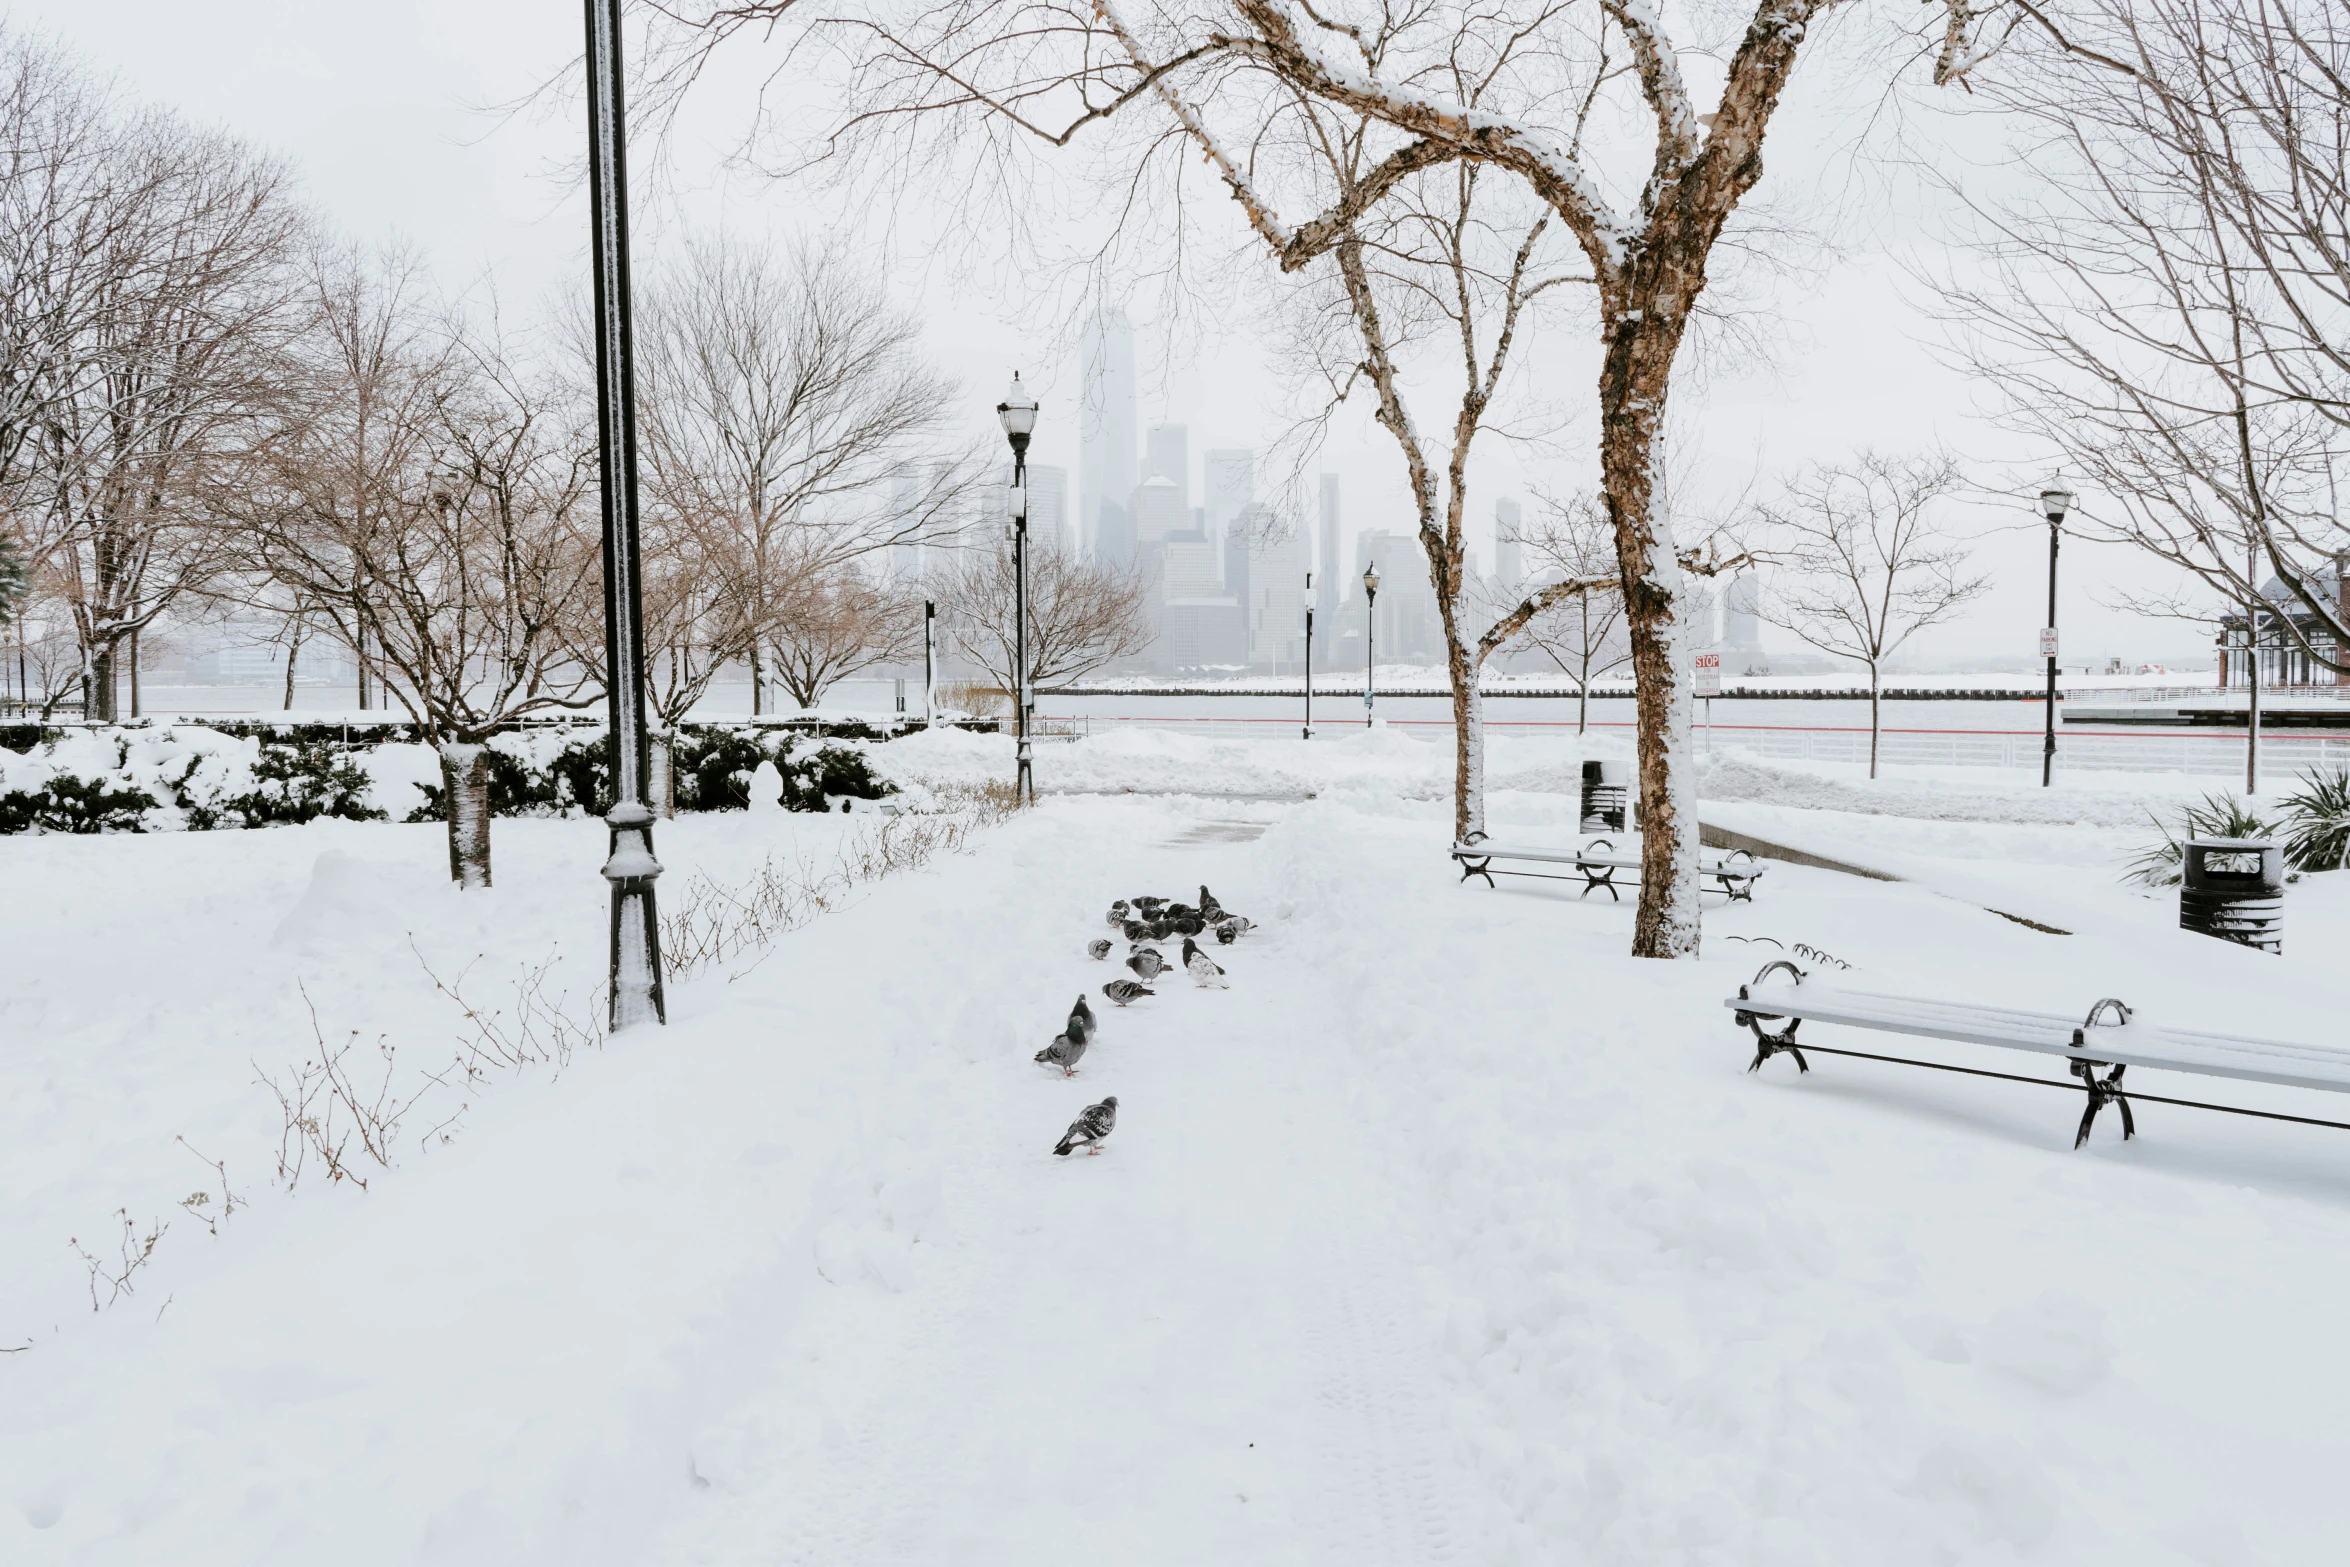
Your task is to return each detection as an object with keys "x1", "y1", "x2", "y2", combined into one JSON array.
[
  {"x1": 1451, "y1": 832, "x2": 1765, "y2": 903},
  {"x1": 1727, "y1": 959, "x2": 2350, "y2": 1147}
]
